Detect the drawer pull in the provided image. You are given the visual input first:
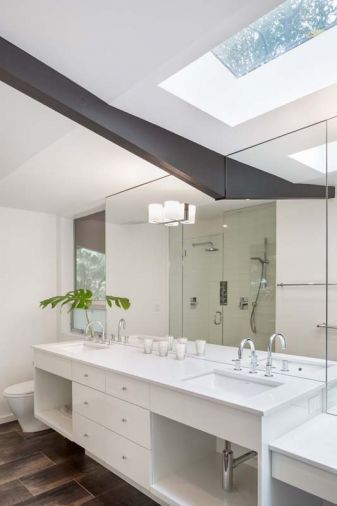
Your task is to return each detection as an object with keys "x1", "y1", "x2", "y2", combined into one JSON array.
[
  {"x1": 121, "y1": 418, "x2": 127, "y2": 423},
  {"x1": 122, "y1": 455, "x2": 127, "y2": 460},
  {"x1": 84, "y1": 433, "x2": 89, "y2": 438},
  {"x1": 84, "y1": 373, "x2": 89, "y2": 378},
  {"x1": 83, "y1": 401, "x2": 88, "y2": 405},
  {"x1": 121, "y1": 386, "x2": 127, "y2": 391}
]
